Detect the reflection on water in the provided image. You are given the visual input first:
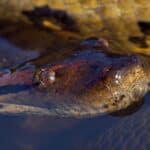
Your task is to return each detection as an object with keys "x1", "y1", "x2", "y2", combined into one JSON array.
[
  {"x1": 0, "y1": 32, "x2": 149, "y2": 149},
  {"x1": 0, "y1": 95, "x2": 149, "y2": 150}
]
